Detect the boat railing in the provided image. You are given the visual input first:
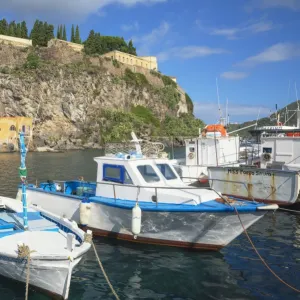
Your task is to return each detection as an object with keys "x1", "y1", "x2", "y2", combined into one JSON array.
[
  {"x1": 92, "y1": 178, "x2": 256, "y2": 205},
  {"x1": 34, "y1": 177, "x2": 257, "y2": 204}
]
